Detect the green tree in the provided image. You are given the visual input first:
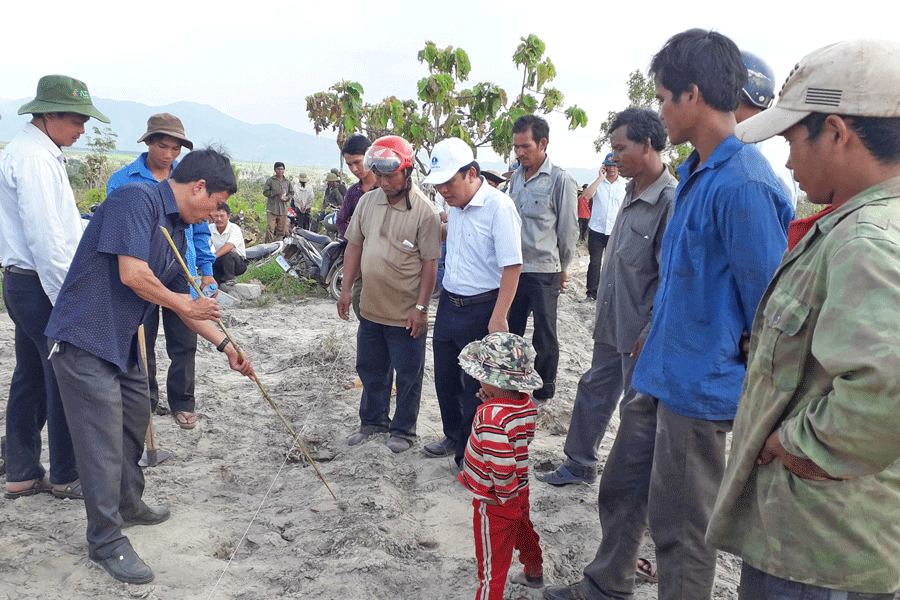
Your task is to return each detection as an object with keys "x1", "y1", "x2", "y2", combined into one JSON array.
[
  {"x1": 81, "y1": 126, "x2": 118, "y2": 189},
  {"x1": 594, "y1": 69, "x2": 691, "y2": 167},
  {"x1": 306, "y1": 35, "x2": 588, "y2": 172}
]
